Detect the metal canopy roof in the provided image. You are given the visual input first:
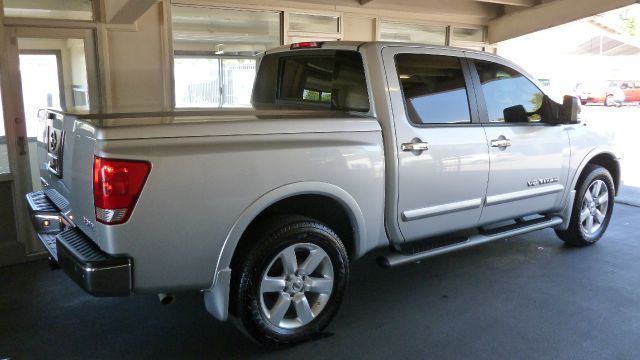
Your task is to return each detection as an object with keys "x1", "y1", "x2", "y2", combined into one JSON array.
[
  {"x1": 575, "y1": 35, "x2": 640, "y2": 56},
  {"x1": 105, "y1": 0, "x2": 640, "y2": 44}
]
